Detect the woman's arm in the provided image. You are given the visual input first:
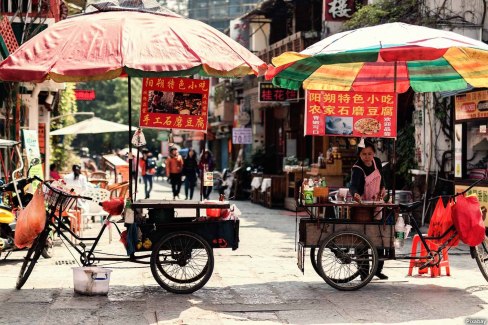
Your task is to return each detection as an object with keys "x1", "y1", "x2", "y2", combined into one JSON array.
[{"x1": 349, "y1": 166, "x2": 365, "y2": 197}]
